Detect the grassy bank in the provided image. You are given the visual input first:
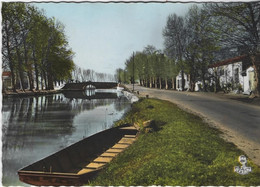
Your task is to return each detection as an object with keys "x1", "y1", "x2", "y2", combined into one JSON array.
[{"x1": 88, "y1": 98, "x2": 260, "y2": 186}]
